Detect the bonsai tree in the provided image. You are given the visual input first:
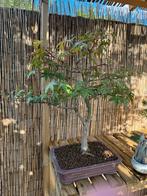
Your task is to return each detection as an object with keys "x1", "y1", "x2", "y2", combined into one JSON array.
[{"x1": 15, "y1": 30, "x2": 134, "y2": 154}]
